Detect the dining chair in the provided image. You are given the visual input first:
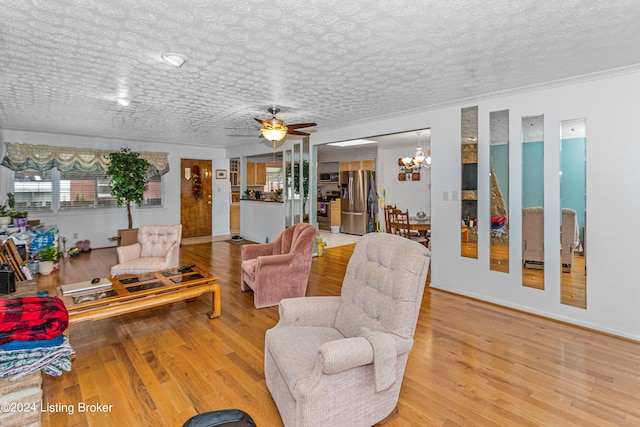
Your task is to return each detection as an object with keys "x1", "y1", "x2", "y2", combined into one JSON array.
[
  {"x1": 383, "y1": 204, "x2": 396, "y2": 233},
  {"x1": 389, "y1": 209, "x2": 428, "y2": 247}
]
